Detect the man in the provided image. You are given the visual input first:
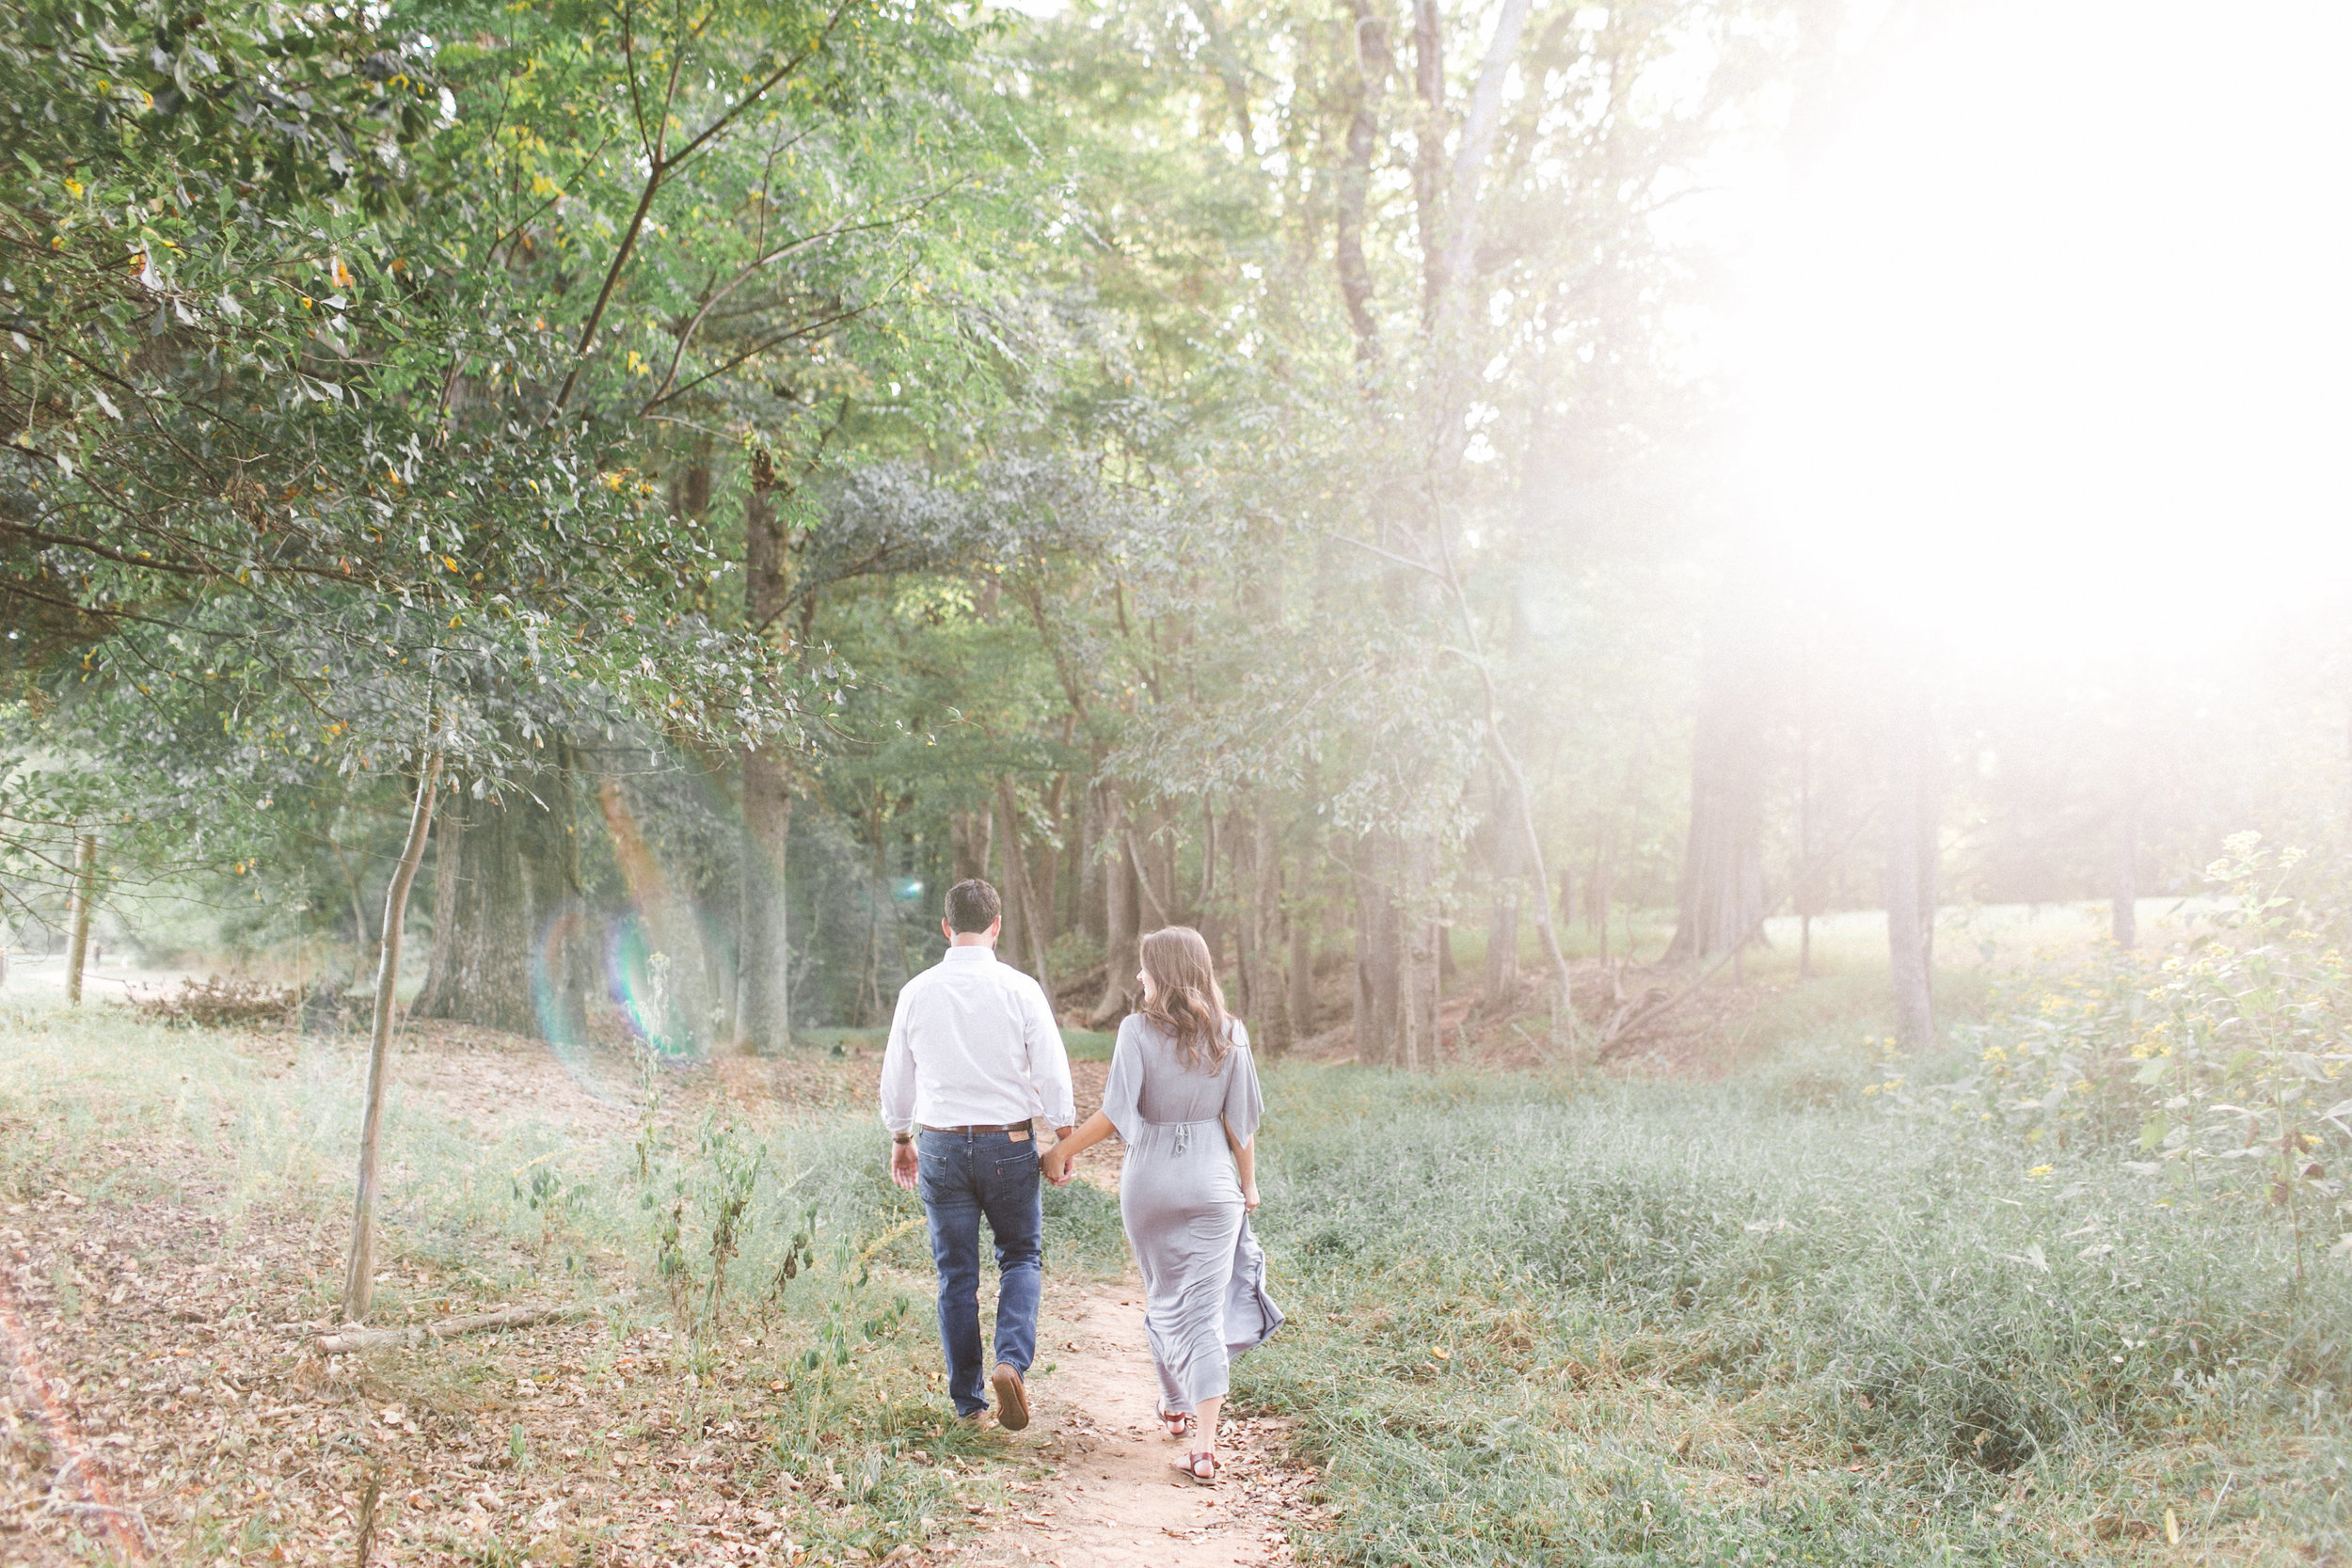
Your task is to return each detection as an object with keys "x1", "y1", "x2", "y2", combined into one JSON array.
[{"x1": 881, "y1": 878, "x2": 1075, "y2": 1430}]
